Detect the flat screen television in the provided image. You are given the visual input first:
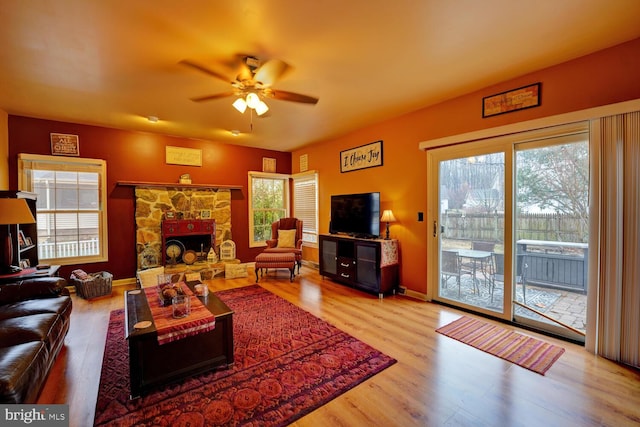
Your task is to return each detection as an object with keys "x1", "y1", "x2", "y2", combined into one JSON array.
[{"x1": 330, "y1": 192, "x2": 380, "y2": 238}]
